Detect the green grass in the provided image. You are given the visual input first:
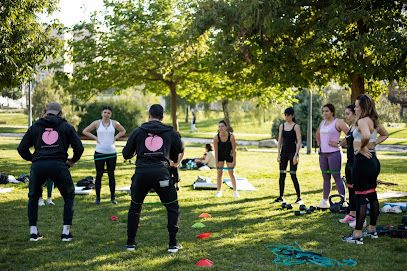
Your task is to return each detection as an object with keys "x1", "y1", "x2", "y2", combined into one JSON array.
[
  {"x1": 0, "y1": 113, "x2": 27, "y2": 126},
  {"x1": 1, "y1": 136, "x2": 407, "y2": 270}
]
